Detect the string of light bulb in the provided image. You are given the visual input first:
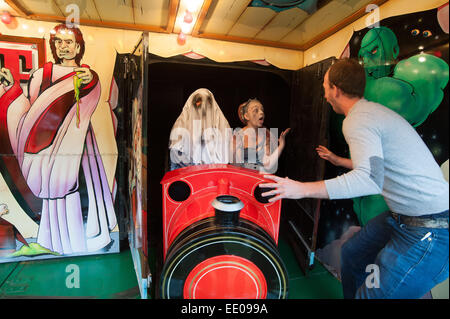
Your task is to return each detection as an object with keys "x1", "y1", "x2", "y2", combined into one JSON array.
[{"x1": 177, "y1": 0, "x2": 205, "y2": 45}]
